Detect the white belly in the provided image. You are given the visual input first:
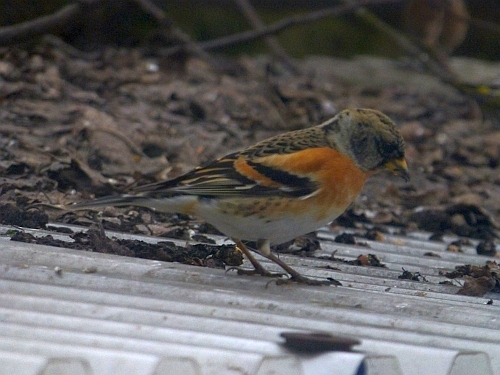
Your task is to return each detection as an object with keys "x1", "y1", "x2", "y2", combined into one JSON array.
[
  {"x1": 195, "y1": 199, "x2": 345, "y2": 244},
  {"x1": 139, "y1": 195, "x2": 346, "y2": 245}
]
